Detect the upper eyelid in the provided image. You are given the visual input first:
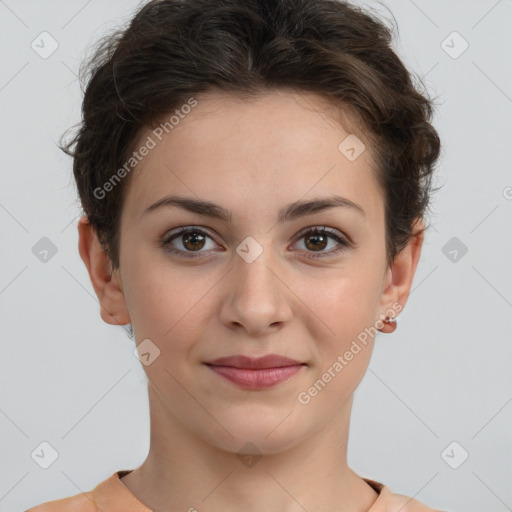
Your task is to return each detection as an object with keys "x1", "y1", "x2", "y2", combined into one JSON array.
[{"x1": 163, "y1": 225, "x2": 350, "y2": 246}]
